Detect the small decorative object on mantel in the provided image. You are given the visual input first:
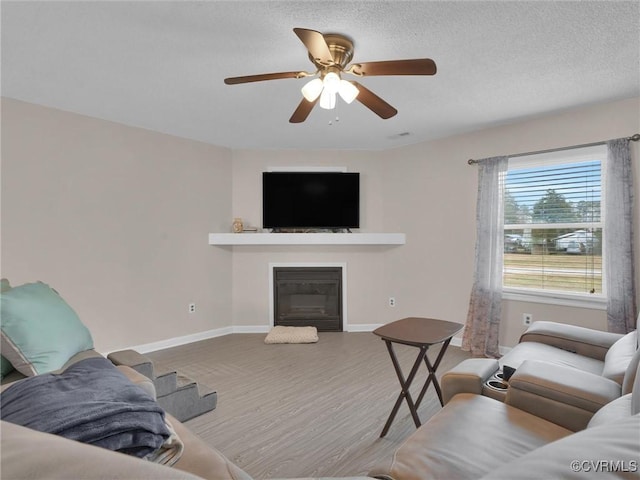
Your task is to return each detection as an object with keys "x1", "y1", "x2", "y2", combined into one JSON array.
[
  {"x1": 242, "y1": 226, "x2": 258, "y2": 233},
  {"x1": 232, "y1": 218, "x2": 244, "y2": 233}
]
